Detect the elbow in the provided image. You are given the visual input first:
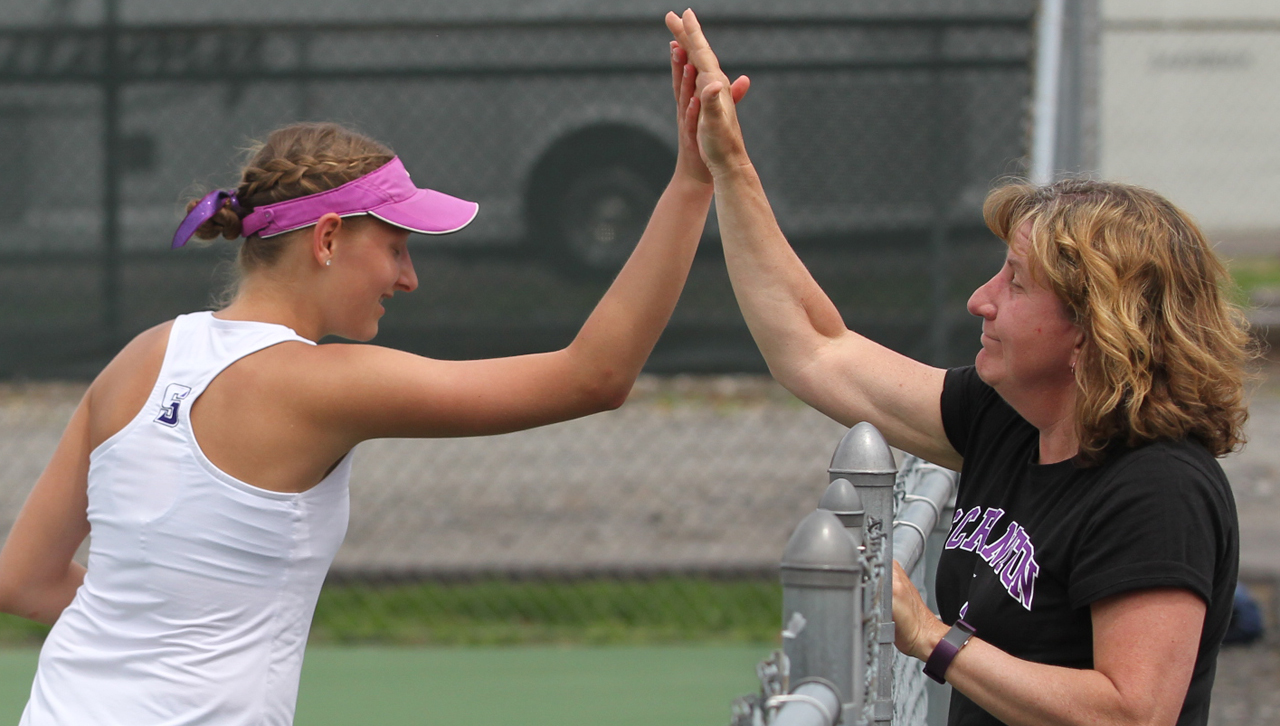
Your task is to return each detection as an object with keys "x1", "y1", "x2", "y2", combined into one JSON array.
[
  {"x1": 0, "y1": 572, "x2": 20, "y2": 617},
  {"x1": 583, "y1": 369, "x2": 632, "y2": 413}
]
